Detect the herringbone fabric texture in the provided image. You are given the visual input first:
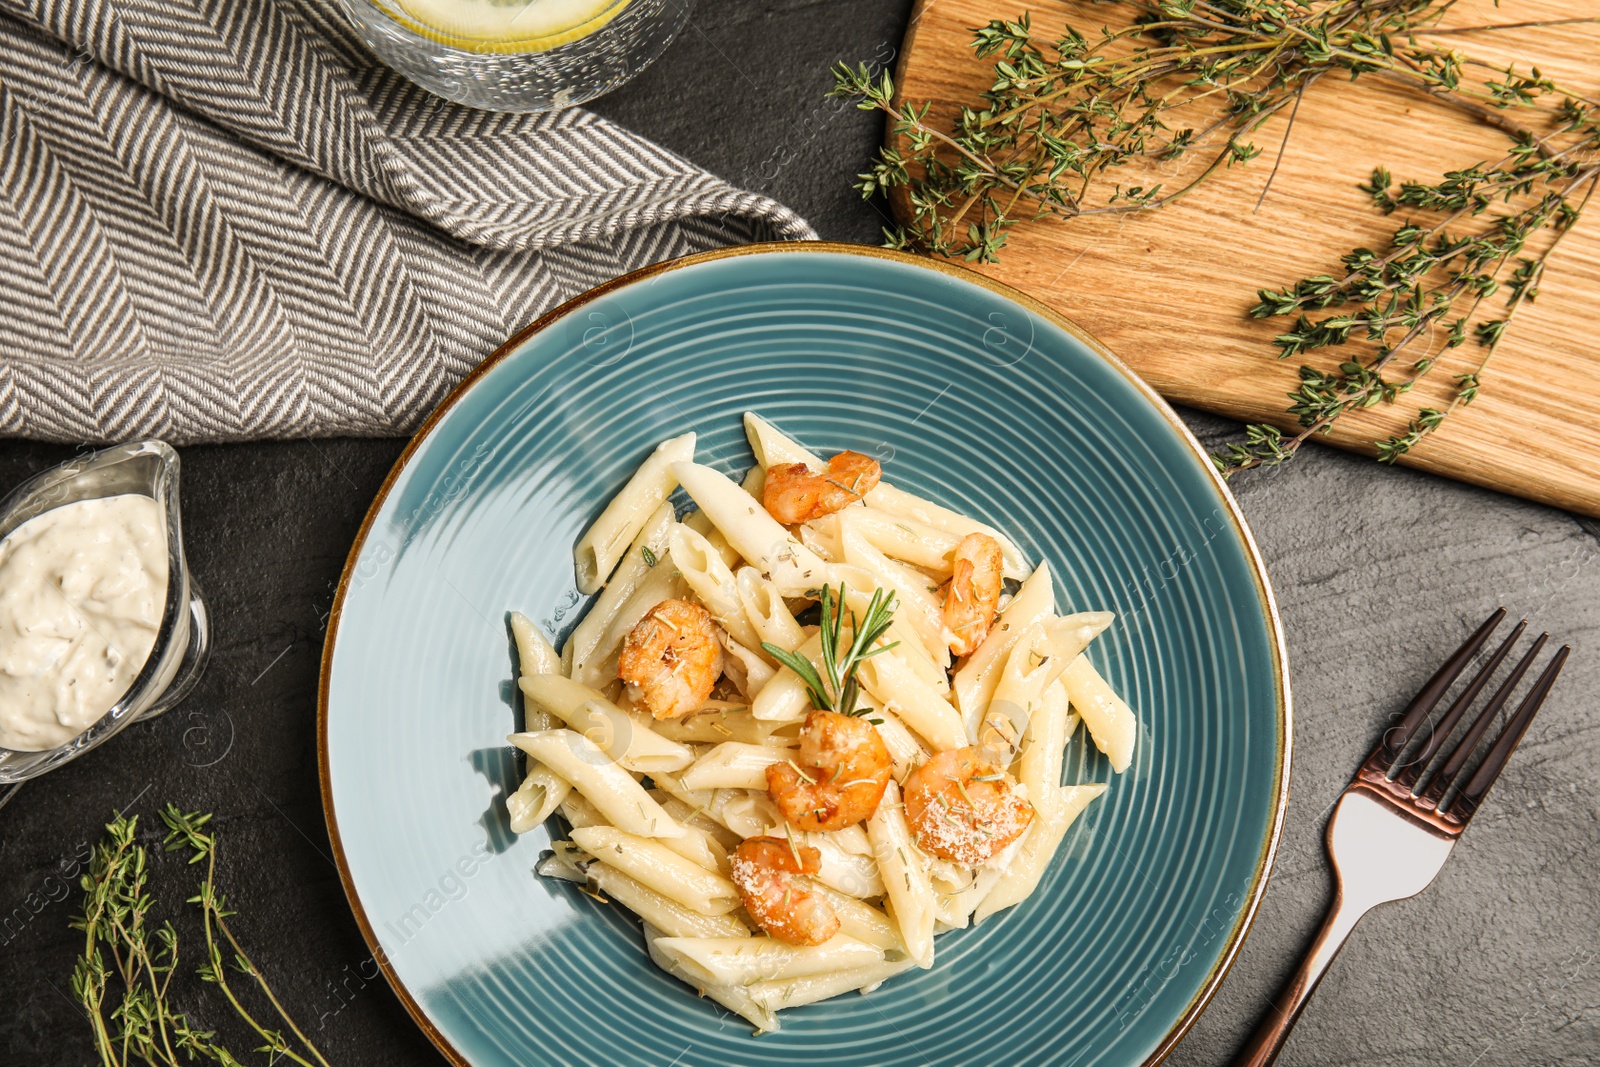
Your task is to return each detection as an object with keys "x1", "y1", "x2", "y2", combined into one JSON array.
[{"x1": 0, "y1": 0, "x2": 814, "y2": 442}]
